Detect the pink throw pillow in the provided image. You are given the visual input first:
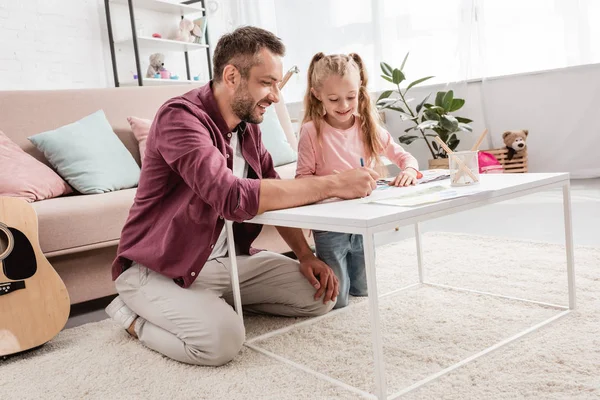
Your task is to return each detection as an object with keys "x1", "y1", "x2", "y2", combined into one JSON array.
[
  {"x1": 0, "y1": 130, "x2": 72, "y2": 202},
  {"x1": 127, "y1": 116, "x2": 152, "y2": 163}
]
